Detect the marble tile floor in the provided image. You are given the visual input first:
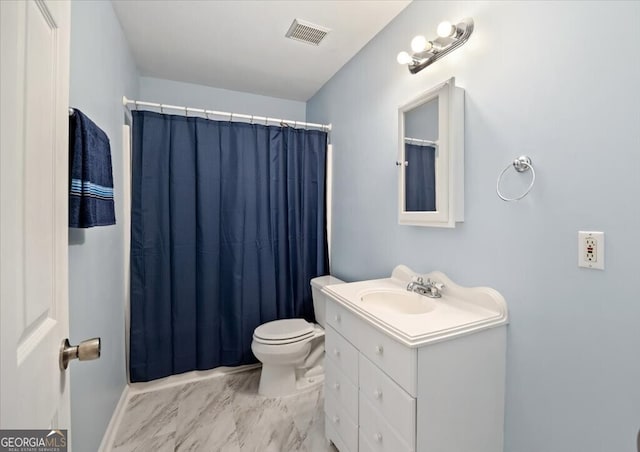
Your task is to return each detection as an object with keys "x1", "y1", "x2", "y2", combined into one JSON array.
[{"x1": 111, "y1": 368, "x2": 338, "y2": 452}]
